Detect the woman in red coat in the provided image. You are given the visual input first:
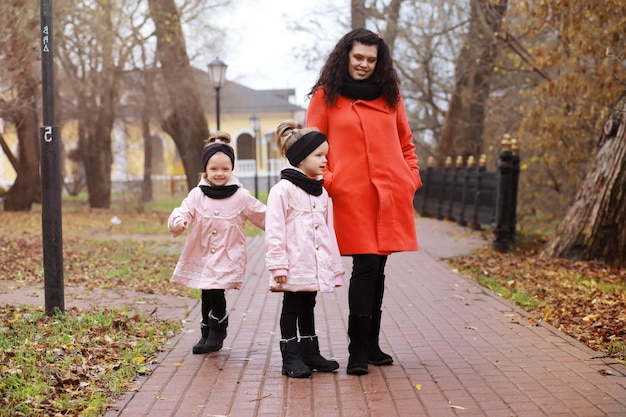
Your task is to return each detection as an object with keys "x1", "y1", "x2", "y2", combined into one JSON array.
[{"x1": 306, "y1": 28, "x2": 422, "y2": 375}]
